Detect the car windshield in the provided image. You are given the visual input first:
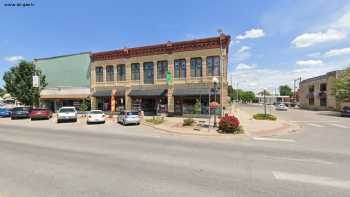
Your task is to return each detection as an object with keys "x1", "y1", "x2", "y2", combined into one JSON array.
[
  {"x1": 90, "y1": 111, "x2": 103, "y2": 114},
  {"x1": 126, "y1": 112, "x2": 138, "y2": 115},
  {"x1": 344, "y1": 106, "x2": 350, "y2": 110},
  {"x1": 59, "y1": 108, "x2": 75, "y2": 113},
  {"x1": 14, "y1": 107, "x2": 29, "y2": 111}
]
